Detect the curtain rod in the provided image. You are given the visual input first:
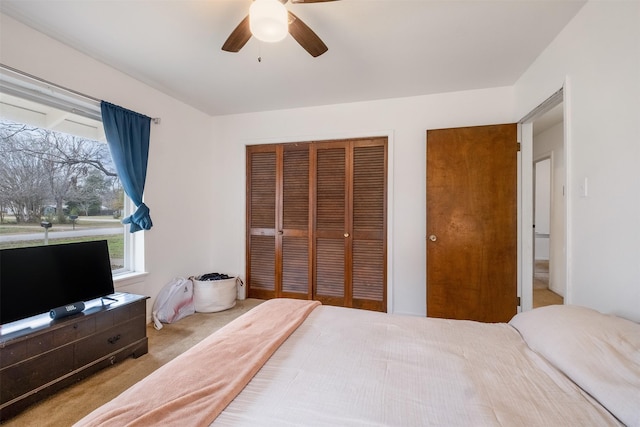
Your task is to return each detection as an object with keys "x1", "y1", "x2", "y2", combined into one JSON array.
[{"x1": 0, "y1": 63, "x2": 160, "y2": 124}]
